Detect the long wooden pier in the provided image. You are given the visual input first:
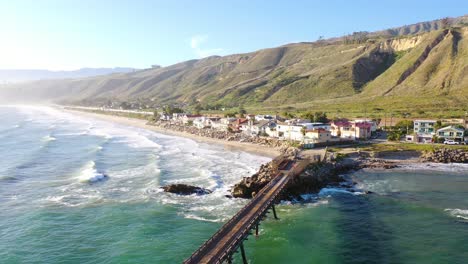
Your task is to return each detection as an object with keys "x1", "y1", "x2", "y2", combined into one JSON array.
[{"x1": 184, "y1": 159, "x2": 310, "y2": 264}]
